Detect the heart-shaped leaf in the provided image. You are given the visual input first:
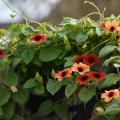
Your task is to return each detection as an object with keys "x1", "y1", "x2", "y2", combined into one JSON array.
[{"x1": 46, "y1": 79, "x2": 62, "y2": 95}]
